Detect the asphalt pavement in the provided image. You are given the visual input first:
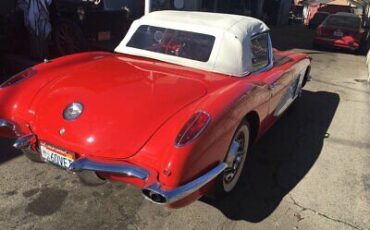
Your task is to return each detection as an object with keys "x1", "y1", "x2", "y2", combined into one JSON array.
[{"x1": 0, "y1": 25, "x2": 369, "y2": 230}]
